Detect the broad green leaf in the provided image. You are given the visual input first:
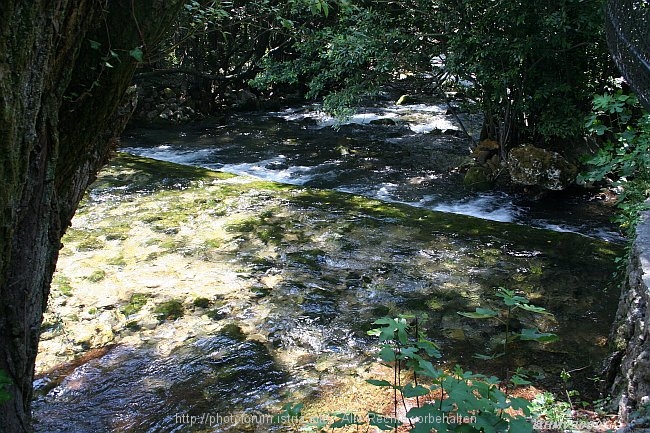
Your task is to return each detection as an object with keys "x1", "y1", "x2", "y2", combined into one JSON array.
[
  {"x1": 400, "y1": 346, "x2": 421, "y2": 359},
  {"x1": 330, "y1": 412, "x2": 363, "y2": 428},
  {"x1": 474, "y1": 352, "x2": 503, "y2": 360},
  {"x1": 458, "y1": 308, "x2": 498, "y2": 319},
  {"x1": 456, "y1": 425, "x2": 482, "y2": 433},
  {"x1": 474, "y1": 412, "x2": 507, "y2": 433},
  {"x1": 510, "y1": 397, "x2": 532, "y2": 416},
  {"x1": 366, "y1": 379, "x2": 393, "y2": 387},
  {"x1": 516, "y1": 303, "x2": 551, "y2": 314},
  {"x1": 510, "y1": 374, "x2": 531, "y2": 386},
  {"x1": 508, "y1": 417, "x2": 534, "y2": 432},
  {"x1": 416, "y1": 359, "x2": 444, "y2": 379},
  {"x1": 366, "y1": 328, "x2": 381, "y2": 337},
  {"x1": 402, "y1": 382, "x2": 430, "y2": 398},
  {"x1": 497, "y1": 289, "x2": 529, "y2": 306},
  {"x1": 519, "y1": 328, "x2": 559, "y2": 343},
  {"x1": 129, "y1": 47, "x2": 144, "y2": 62},
  {"x1": 407, "y1": 405, "x2": 449, "y2": 433},
  {"x1": 283, "y1": 402, "x2": 303, "y2": 416},
  {"x1": 89, "y1": 39, "x2": 101, "y2": 50},
  {"x1": 412, "y1": 339, "x2": 442, "y2": 358},
  {"x1": 379, "y1": 345, "x2": 396, "y2": 362}
]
